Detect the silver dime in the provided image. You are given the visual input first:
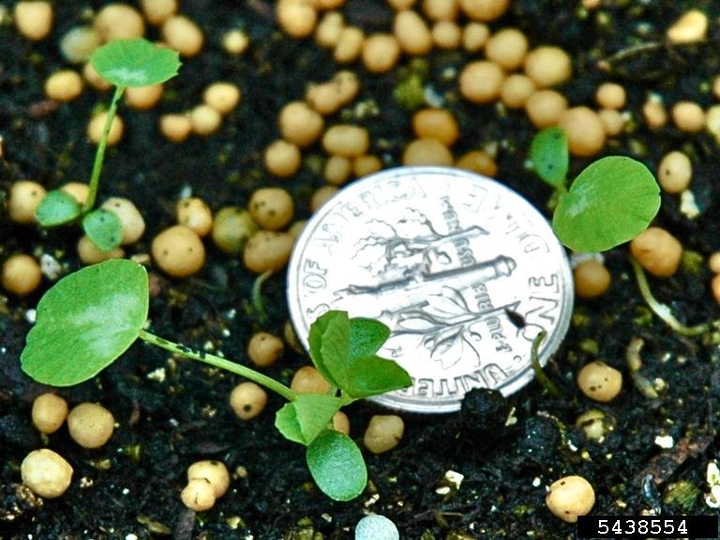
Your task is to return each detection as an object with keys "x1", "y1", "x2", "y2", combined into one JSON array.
[{"x1": 287, "y1": 166, "x2": 573, "y2": 414}]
